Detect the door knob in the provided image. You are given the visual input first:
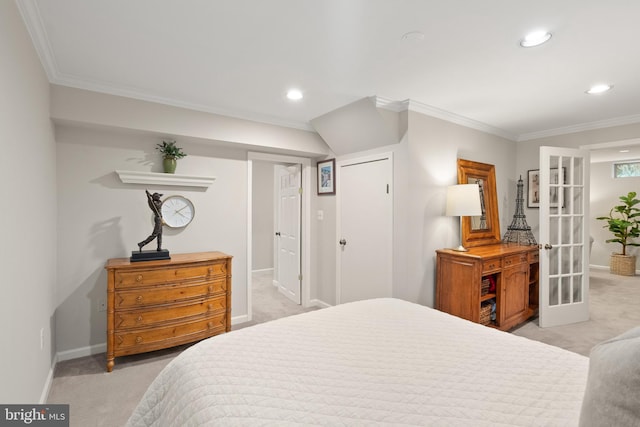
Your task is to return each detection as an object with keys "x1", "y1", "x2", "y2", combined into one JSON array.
[
  {"x1": 339, "y1": 239, "x2": 347, "y2": 246},
  {"x1": 275, "y1": 232, "x2": 281, "y2": 236},
  {"x1": 544, "y1": 243, "x2": 553, "y2": 250}
]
